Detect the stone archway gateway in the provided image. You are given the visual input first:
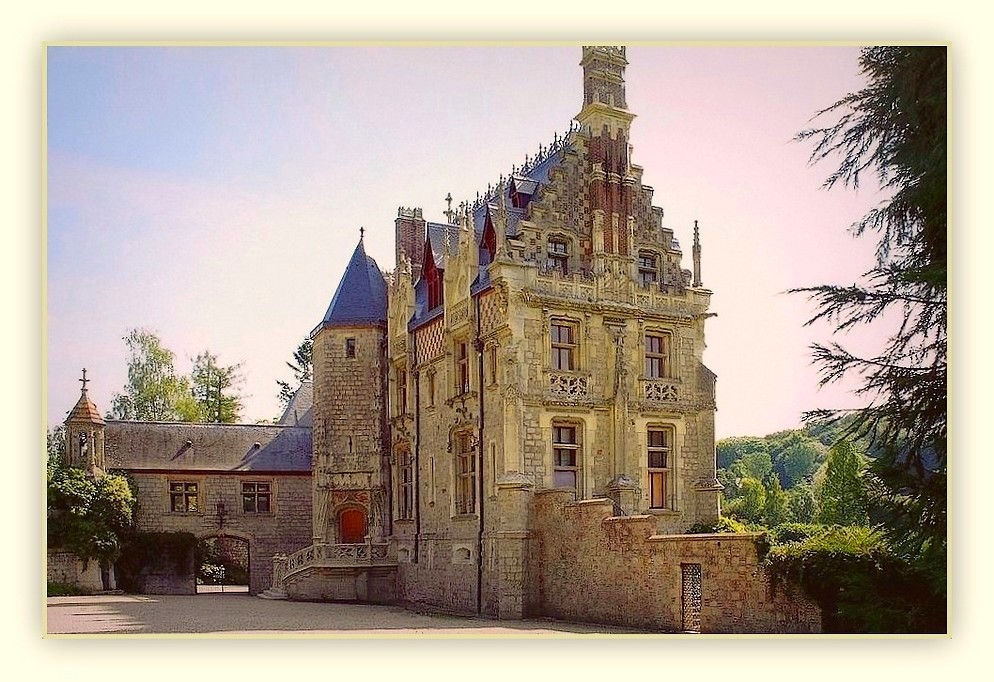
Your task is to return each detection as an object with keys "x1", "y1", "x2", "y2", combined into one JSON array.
[
  {"x1": 339, "y1": 508, "x2": 366, "y2": 544},
  {"x1": 196, "y1": 535, "x2": 250, "y2": 594}
]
